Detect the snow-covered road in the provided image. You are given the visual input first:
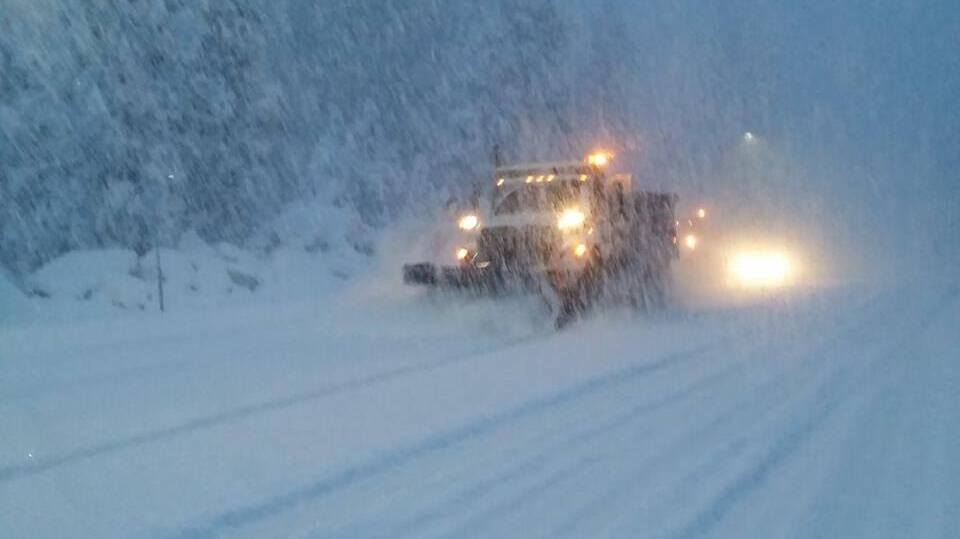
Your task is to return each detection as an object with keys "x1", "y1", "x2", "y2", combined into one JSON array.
[{"x1": 2, "y1": 283, "x2": 957, "y2": 538}]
